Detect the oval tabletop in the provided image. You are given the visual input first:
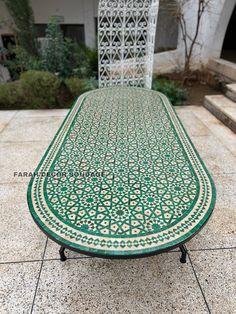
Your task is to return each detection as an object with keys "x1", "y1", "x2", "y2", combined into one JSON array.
[{"x1": 28, "y1": 87, "x2": 216, "y2": 257}]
